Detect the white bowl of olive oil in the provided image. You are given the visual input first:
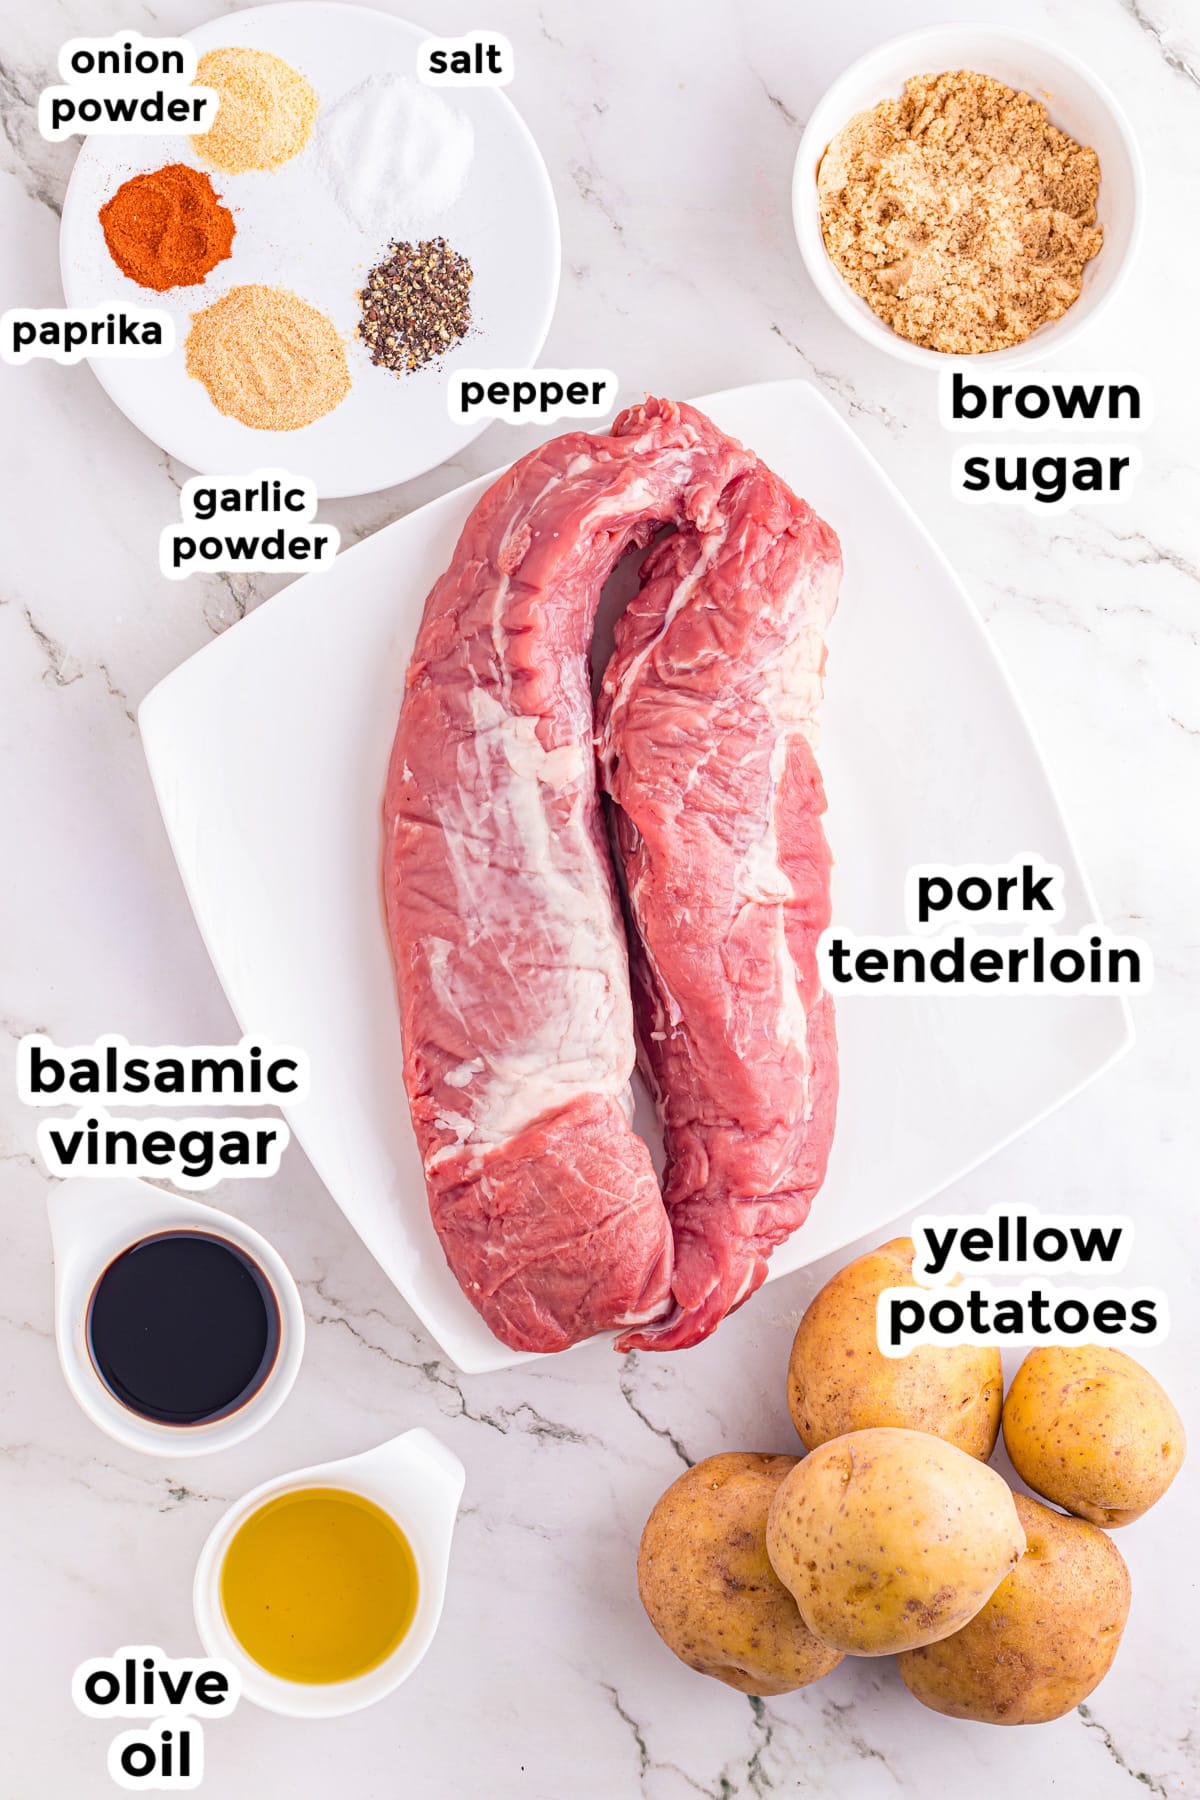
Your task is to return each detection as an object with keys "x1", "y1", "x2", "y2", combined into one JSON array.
[{"x1": 193, "y1": 1428, "x2": 465, "y2": 1716}]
